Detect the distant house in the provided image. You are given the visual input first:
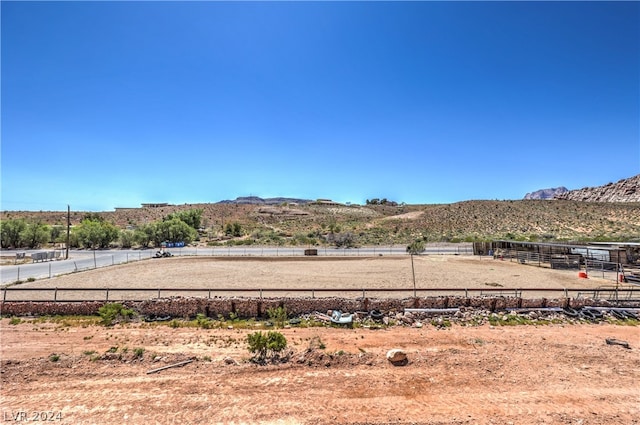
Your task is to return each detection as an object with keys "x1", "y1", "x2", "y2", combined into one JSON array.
[
  {"x1": 313, "y1": 199, "x2": 343, "y2": 206},
  {"x1": 141, "y1": 203, "x2": 170, "y2": 208}
]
